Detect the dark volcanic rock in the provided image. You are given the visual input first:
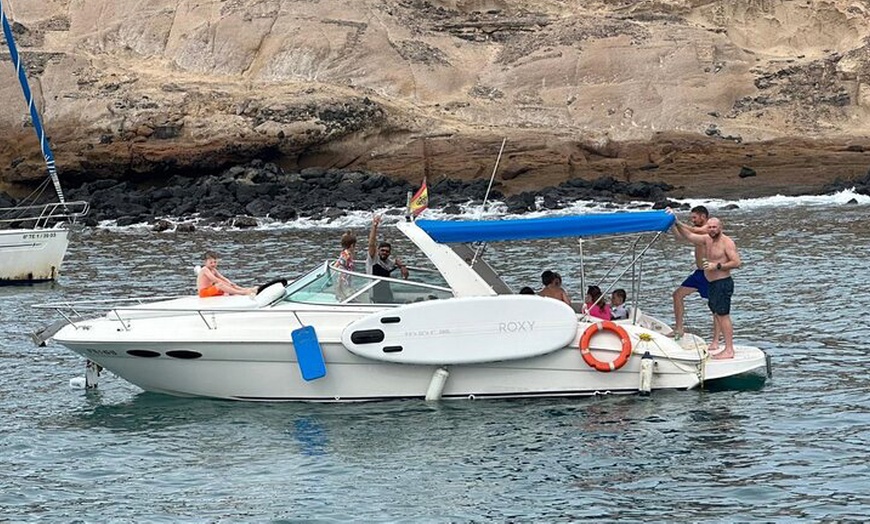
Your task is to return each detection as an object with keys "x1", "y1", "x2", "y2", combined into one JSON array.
[
  {"x1": 823, "y1": 169, "x2": 870, "y2": 196},
  {"x1": 739, "y1": 166, "x2": 757, "y2": 178},
  {"x1": 65, "y1": 159, "x2": 690, "y2": 224}
]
